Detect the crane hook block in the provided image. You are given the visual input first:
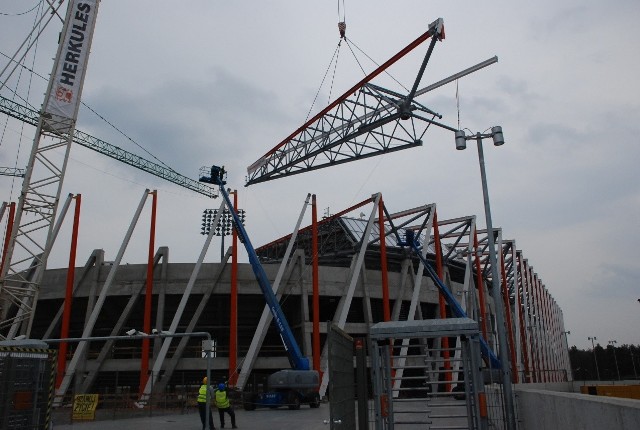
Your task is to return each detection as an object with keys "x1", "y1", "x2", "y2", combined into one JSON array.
[{"x1": 338, "y1": 21, "x2": 346, "y2": 39}]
